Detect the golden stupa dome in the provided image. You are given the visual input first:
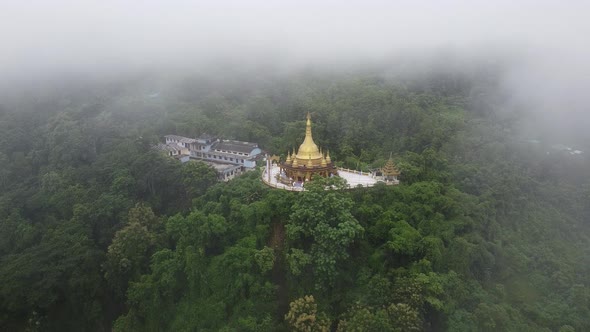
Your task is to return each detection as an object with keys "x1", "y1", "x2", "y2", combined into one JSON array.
[
  {"x1": 295, "y1": 113, "x2": 323, "y2": 161},
  {"x1": 278, "y1": 113, "x2": 338, "y2": 181}
]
